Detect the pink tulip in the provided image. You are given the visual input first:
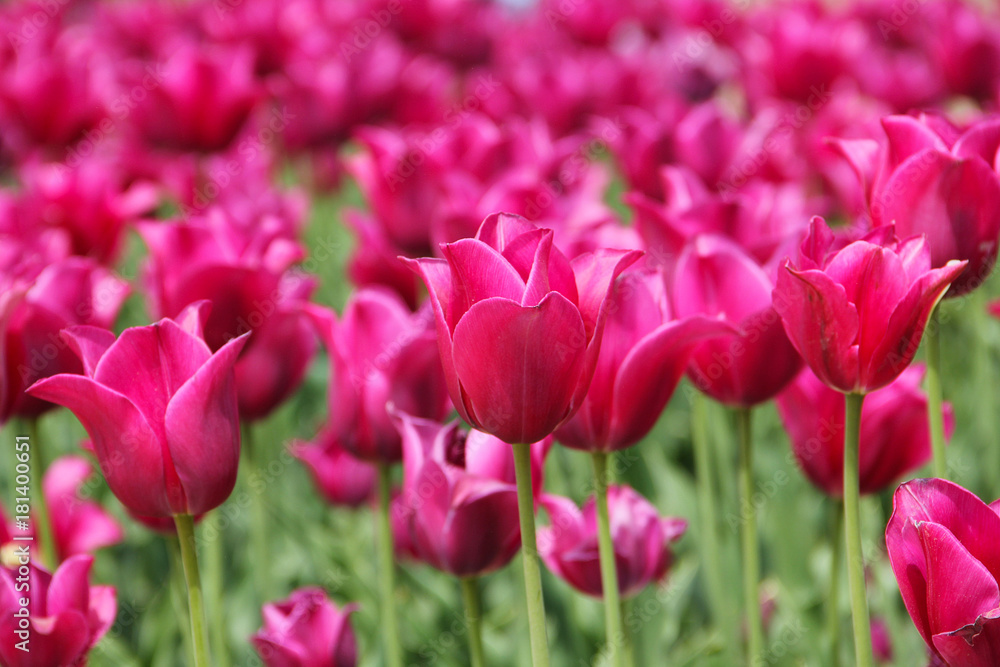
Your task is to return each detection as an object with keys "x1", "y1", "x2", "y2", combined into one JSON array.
[
  {"x1": 291, "y1": 425, "x2": 378, "y2": 508},
  {"x1": 773, "y1": 217, "x2": 966, "y2": 394},
  {"x1": 28, "y1": 302, "x2": 247, "y2": 518},
  {"x1": 885, "y1": 478, "x2": 1000, "y2": 666},
  {"x1": 554, "y1": 267, "x2": 732, "y2": 451},
  {"x1": 252, "y1": 588, "x2": 358, "y2": 667},
  {"x1": 12, "y1": 159, "x2": 157, "y2": 264},
  {"x1": 43, "y1": 455, "x2": 124, "y2": 562},
  {"x1": 673, "y1": 235, "x2": 802, "y2": 407},
  {"x1": 776, "y1": 365, "x2": 952, "y2": 497},
  {"x1": 835, "y1": 113, "x2": 1000, "y2": 296},
  {"x1": 0, "y1": 31, "x2": 106, "y2": 160},
  {"x1": 127, "y1": 42, "x2": 260, "y2": 153},
  {"x1": 138, "y1": 214, "x2": 317, "y2": 421},
  {"x1": 1, "y1": 254, "x2": 129, "y2": 424},
  {"x1": 630, "y1": 165, "x2": 811, "y2": 277},
  {"x1": 611, "y1": 102, "x2": 741, "y2": 199},
  {"x1": 307, "y1": 287, "x2": 450, "y2": 463},
  {"x1": 405, "y1": 213, "x2": 640, "y2": 445},
  {"x1": 394, "y1": 412, "x2": 550, "y2": 577},
  {"x1": 537, "y1": 487, "x2": 686, "y2": 599},
  {"x1": 0, "y1": 555, "x2": 116, "y2": 667}
]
